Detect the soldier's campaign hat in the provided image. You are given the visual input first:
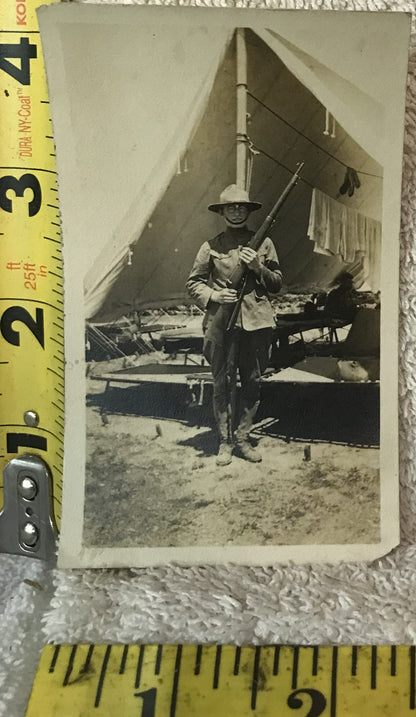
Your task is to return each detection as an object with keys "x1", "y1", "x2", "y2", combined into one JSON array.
[{"x1": 208, "y1": 184, "x2": 262, "y2": 213}]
